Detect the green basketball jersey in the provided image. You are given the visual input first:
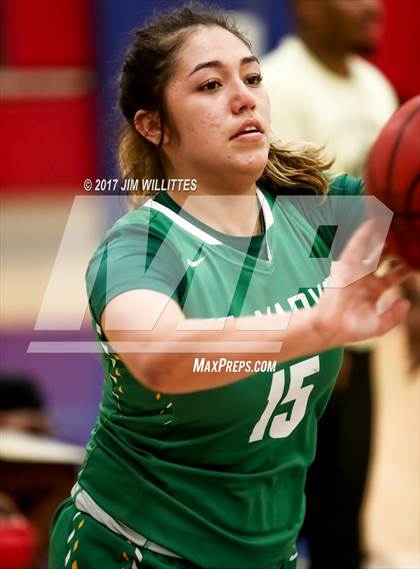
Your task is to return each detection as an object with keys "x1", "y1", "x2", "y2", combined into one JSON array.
[{"x1": 79, "y1": 174, "x2": 364, "y2": 569}]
